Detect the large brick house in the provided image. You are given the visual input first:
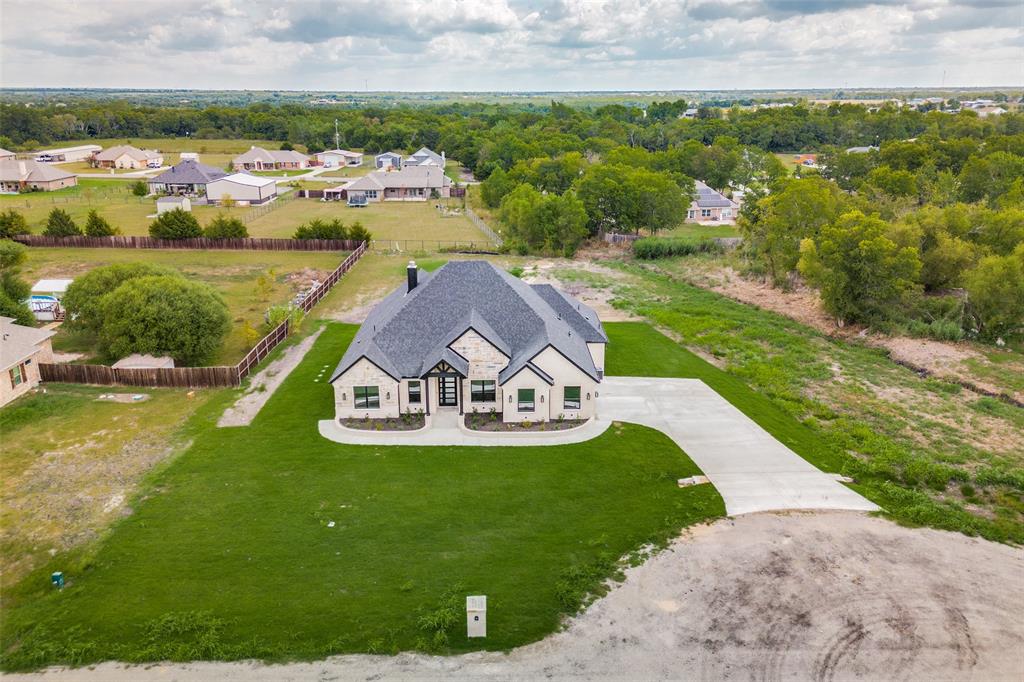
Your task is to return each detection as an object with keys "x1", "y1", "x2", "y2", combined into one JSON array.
[{"x1": 329, "y1": 261, "x2": 606, "y2": 424}]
